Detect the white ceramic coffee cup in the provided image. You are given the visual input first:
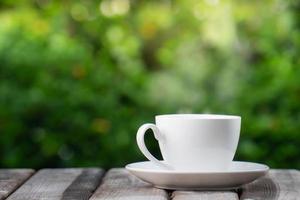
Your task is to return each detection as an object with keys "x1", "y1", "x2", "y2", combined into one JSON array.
[{"x1": 136, "y1": 114, "x2": 241, "y2": 171}]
